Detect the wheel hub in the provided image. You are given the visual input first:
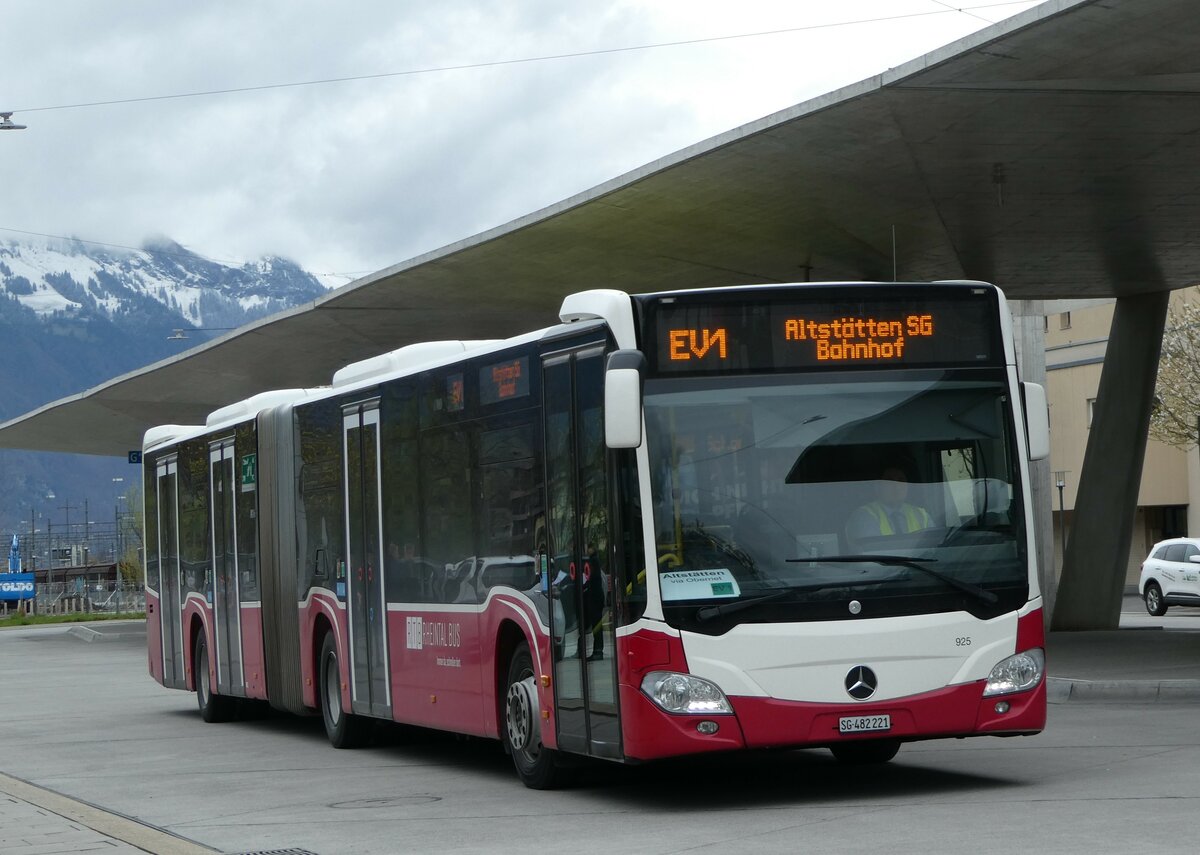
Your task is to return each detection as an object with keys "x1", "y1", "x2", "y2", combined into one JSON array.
[{"x1": 506, "y1": 676, "x2": 540, "y2": 752}]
